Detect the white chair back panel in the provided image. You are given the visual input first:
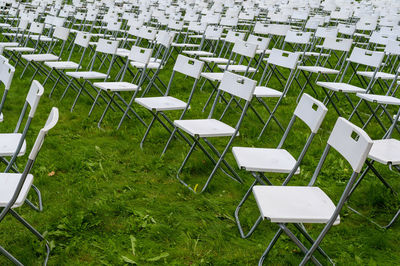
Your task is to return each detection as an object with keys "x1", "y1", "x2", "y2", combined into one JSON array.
[
  {"x1": 284, "y1": 30, "x2": 312, "y2": 44},
  {"x1": 327, "y1": 117, "x2": 373, "y2": 173},
  {"x1": 138, "y1": 27, "x2": 157, "y2": 41},
  {"x1": 322, "y1": 37, "x2": 353, "y2": 52},
  {"x1": 168, "y1": 20, "x2": 184, "y2": 31},
  {"x1": 369, "y1": 31, "x2": 395, "y2": 46},
  {"x1": 225, "y1": 31, "x2": 245, "y2": 43},
  {"x1": 385, "y1": 40, "x2": 400, "y2": 55},
  {"x1": 315, "y1": 27, "x2": 338, "y2": 39},
  {"x1": 219, "y1": 71, "x2": 256, "y2": 101},
  {"x1": 53, "y1": 27, "x2": 70, "y2": 41},
  {"x1": 52, "y1": 17, "x2": 65, "y2": 27},
  {"x1": 29, "y1": 22, "x2": 44, "y2": 34},
  {"x1": 107, "y1": 21, "x2": 122, "y2": 31},
  {"x1": 232, "y1": 40, "x2": 257, "y2": 58},
  {"x1": 128, "y1": 46, "x2": 152, "y2": 64},
  {"x1": 267, "y1": 24, "x2": 291, "y2": 36},
  {"x1": 96, "y1": 39, "x2": 119, "y2": 55},
  {"x1": 0, "y1": 63, "x2": 15, "y2": 91},
  {"x1": 204, "y1": 26, "x2": 223, "y2": 40},
  {"x1": 75, "y1": 32, "x2": 91, "y2": 48},
  {"x1": 247, "y1": 35, "x2": 270, "y2": 51},
  {"x1": 253, "y1": 22, "x2": 269, "y2": 35},
  {"x1": 18, "y1": 20, "x2": 29, "y2": 30},
  {"x1": 27, "y1": 80, "x2": 44, "y2": 118},
  {"x1": 294, "y1": 93, "x2": 328, "y2": 133},
  {"x1": 347, "y1": 47, "x2": 384, "y2": 68},
  {"x1": 268, "y1": 49, "x2": 300, "y2": 69},
  {"x1": 156, "y1": 31, "x2": 174, "y2": 48},
  {"x1": 173, "y1": 55, "x2": 204, "y2": 79},
  {"x1": 338, "y1": 23, "x2": 356, "y2": 35},
  {"x1": 188, "y1": 21, "x2": 207, "y2": 33}
]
